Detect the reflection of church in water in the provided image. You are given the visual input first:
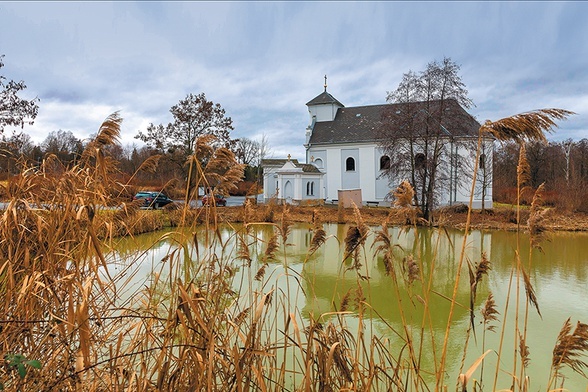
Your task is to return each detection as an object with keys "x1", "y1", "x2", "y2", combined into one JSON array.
[{"x1": 281, "y1": 224, "x2": 491, "y2": 296}]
